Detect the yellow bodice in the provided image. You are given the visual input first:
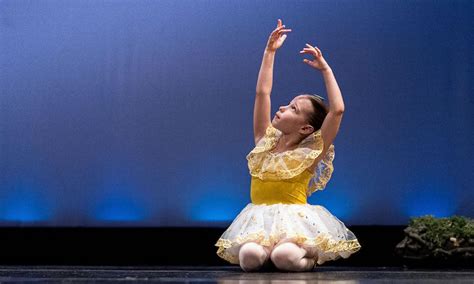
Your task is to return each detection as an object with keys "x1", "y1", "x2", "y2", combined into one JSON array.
[
  {"x1": 251, "y1": 169, "x2": 314, "y2": 205},
  {"x1": 246, "y1": 124, "x2": 336, "y2": 201}
]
